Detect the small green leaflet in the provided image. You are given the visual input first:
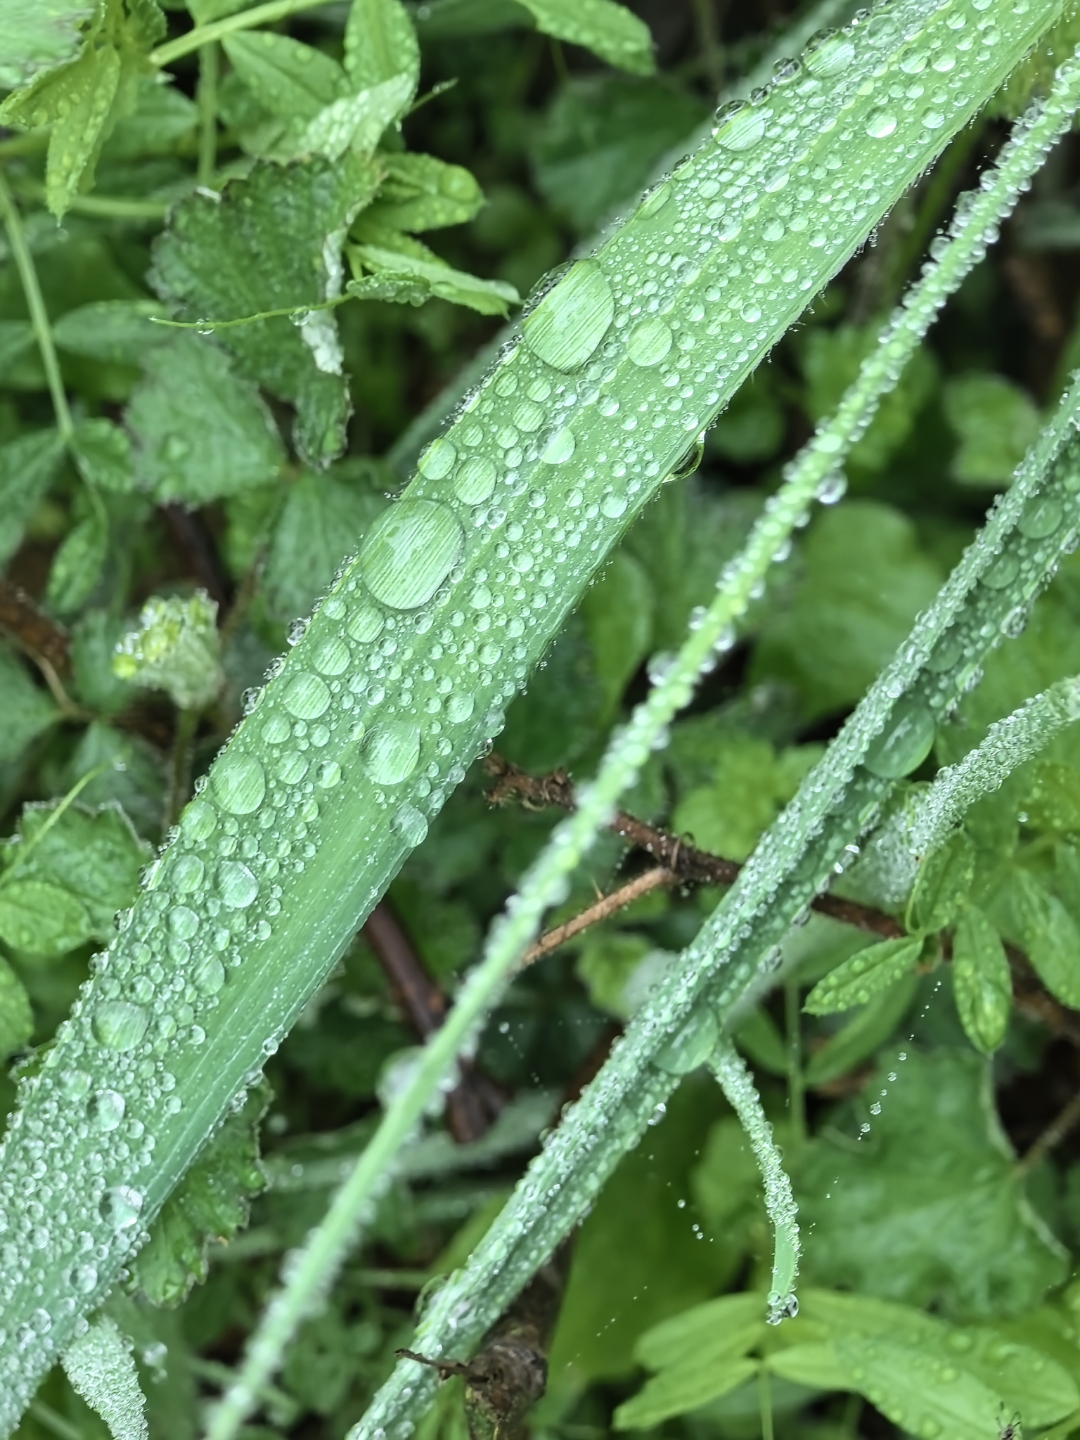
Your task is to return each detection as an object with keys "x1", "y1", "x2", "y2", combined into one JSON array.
[
  {"x1": 419, "y1": 0, "x2": 654, "y2": 74},
  {"x1": 45, "y1": 507, "x2": 108, "y2": 617},
  {"x1": 803, "y1": 935, "x2": 923, "y2": 1016},
  {"x1": 998, "y1": 867, "x2": 1080, "y2": 1008},
  {"x1": 0, "y1": 645, "x2": 59, "y2": 767},
  {"x1": 61, "y1": 1314, "x2": 148, "y2": 1440},
  {"x1": 907, "y1": 829, "x2": 975, "y2": 934},
  {"x1": 348, "y1": 244, "x2": 520, "y2": 318},
  {"x1": 127, "y1": 334, "x2": 285, "y2": 505},
  {"x1": 73, "y1": 417, "x2": 135, "y2": 492},
  {"x1": 345, "y1": 0, "x2": 420, "y2": 98},
  {"x1": 131, "y1": 1081, "x2": 268, "y2": 1306},
  {"x1": 0, "y1": 958, "x2": 33, "y2": 1063},
  {"x1": 803, "y1": 970, "x2": 919, "y2": 1086},
  {"x1": 944, "y1": 373, "x2": 1042, "y2": 488},
  {"x1": 221, "y1": 31, "x2": 347, "y2": 124},
  {"x1": 952, "y1": 905, "x2": 1012, "y2": 1054},
  {"x1": 53, "y1": 299, "x2": 170, "y2": 366},
  {"x1": 365, "y1": 153, "x2": 485, "y2": 232}
]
